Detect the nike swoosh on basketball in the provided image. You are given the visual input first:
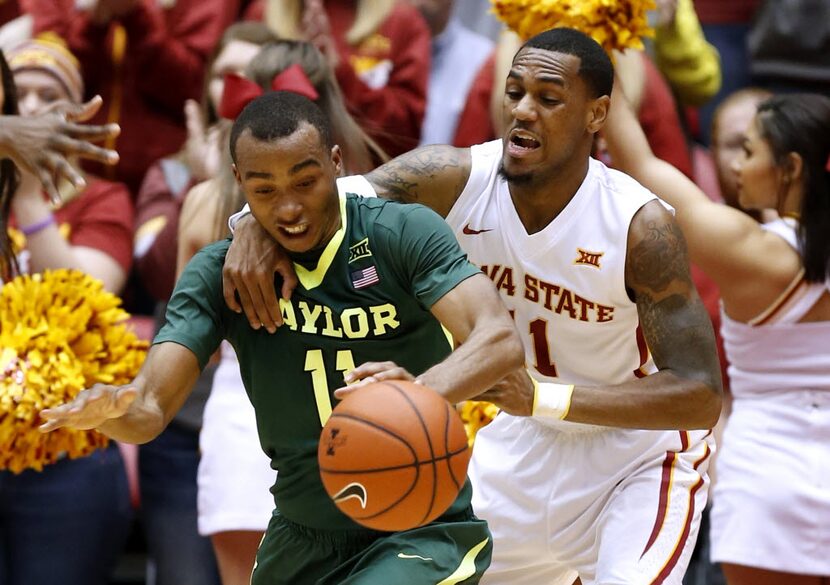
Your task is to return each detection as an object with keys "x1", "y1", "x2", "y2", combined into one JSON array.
[
  {"x1": 332, "y1": 482, "x2": 368, "y2": 509},
  {"x1": 397, "y1": 553, "x2": 434, "y2": 561},
  {"x1": 462, "y1": 224, "x2": 493, "y2": 235}
]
